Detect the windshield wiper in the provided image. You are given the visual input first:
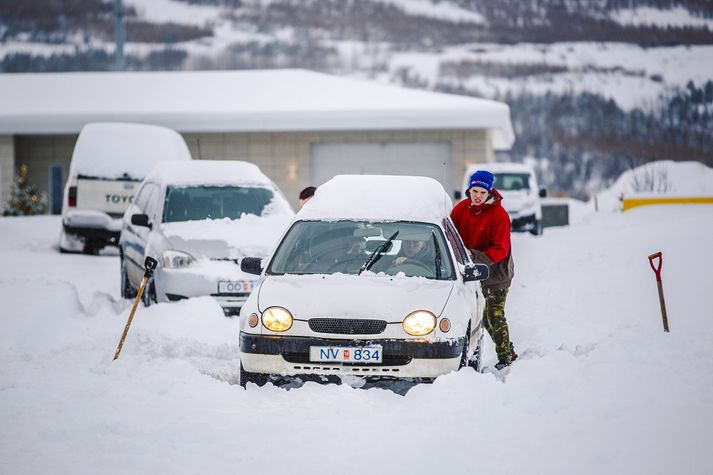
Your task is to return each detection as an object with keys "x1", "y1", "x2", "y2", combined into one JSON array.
[
  {"x1": 359, "y1": 231, "x2": 399, "y2": 275},
  {"x1": 432, "y1": 231, "x2": 442, "y2": 279}
]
